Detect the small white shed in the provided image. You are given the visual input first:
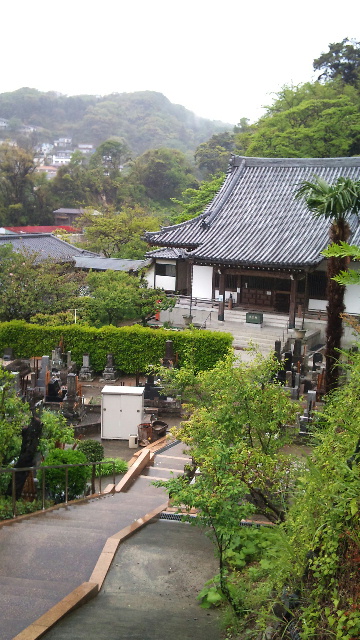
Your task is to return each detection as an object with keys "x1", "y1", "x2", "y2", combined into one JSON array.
[{"x1": 101, "y1": 385, "x2": 145, "y2": 440}]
